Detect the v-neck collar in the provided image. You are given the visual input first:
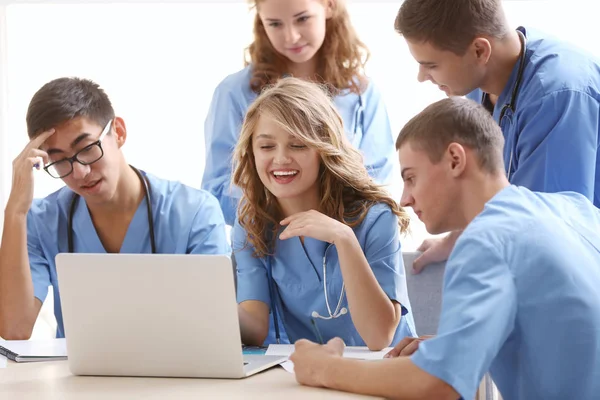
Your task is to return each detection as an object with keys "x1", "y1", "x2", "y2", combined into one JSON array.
[{"x1": 73, "y1": 195, "x2": 150, "y2": 253}]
